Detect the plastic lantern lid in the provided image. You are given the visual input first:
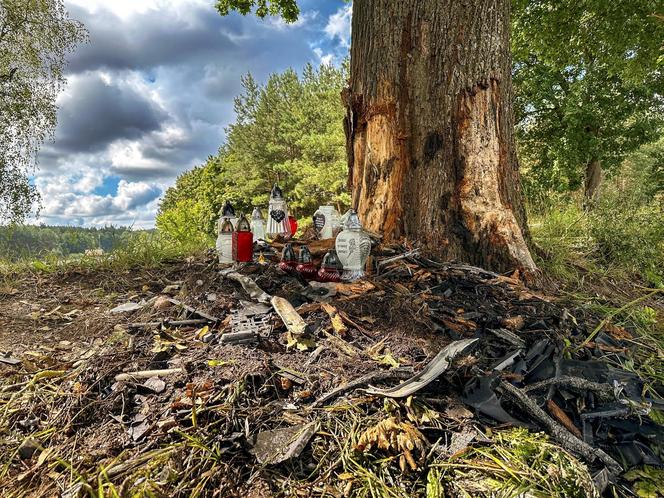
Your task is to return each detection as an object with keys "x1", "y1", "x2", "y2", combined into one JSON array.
[
  {"x1": 298, "y1": 245, "x2": 312, "y2": 264},
  {"x1": 343, "y1": 209, "x2": 363, "y2": 230},
  {"x1": 321, "y1": 250, "x2": 341, "y2": 269},
  {"x1": 251, "y1": 207, "x2": 264, "y2": 220},
  {"x1": 237, "y1": 214, "x2": 251, "y2": 231},
  {"x1": 281, "y1": 243, "x2": 296, "y2": 262},
  {"x1": 222, "y1": 201, "x2": 236, "y2": 217},
  {"x1": 220, "y1": 218, "x2": 234, "y2": 232},
  {"x1": 271, "y1": 183, "x2": 284, "y2": 199}
]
